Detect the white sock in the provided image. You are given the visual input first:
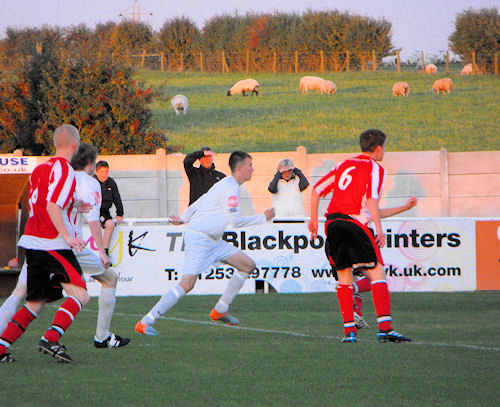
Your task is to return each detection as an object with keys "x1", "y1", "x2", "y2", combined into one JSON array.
[
  {"x1": 95, "y1": 287, "x2": 116, "y2": 341},
  {"x1": 215, "y1": 271, "x2": 249, "y2": 314},
  {"x1": 142, "y1": 285, "x2": 186, "y2": 325},
  {"x1": 0, "y1": 293, "x2": 24, "y2": 333}
]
